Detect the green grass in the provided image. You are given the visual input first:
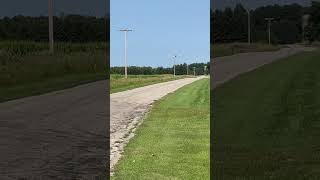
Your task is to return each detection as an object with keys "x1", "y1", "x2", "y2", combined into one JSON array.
[
  {"x1": 111, "y1": 74, "x2": 189, "y2": 94},
  {"x1": 0, "y1": 73, "x2": 106, "y2": 102},
  {"x1": 113, "y1": 79, "x2": 210, "y2": 180},
  {"x1": 0, "y1": 41, "x2": 108, "y2": 102},
  {"x1": 211, "y1": 43, "x2": 280, "y2": 58},
  {"x1": 213, "y1": 50, "x2": 320, "y2": 179}
]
